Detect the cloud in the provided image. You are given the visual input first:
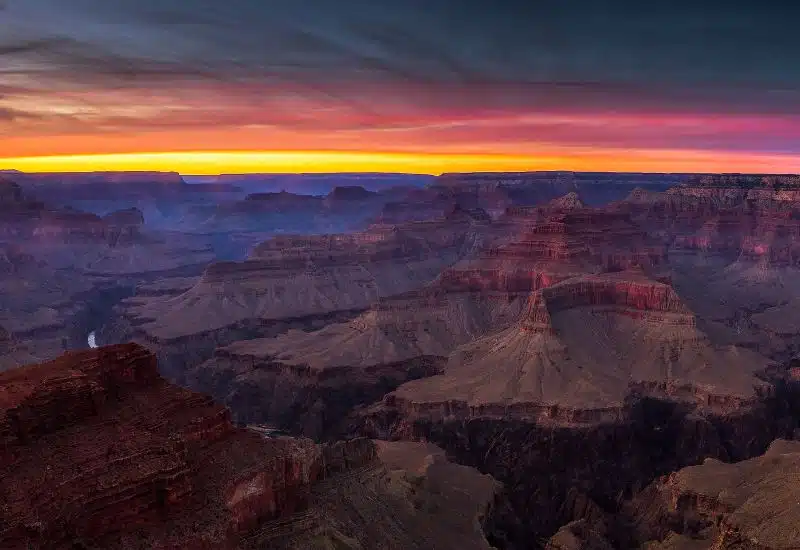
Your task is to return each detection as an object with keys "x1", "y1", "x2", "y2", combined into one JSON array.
[{"x1": 1, "y1": 0, "x2": 799, "y2": 158}]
